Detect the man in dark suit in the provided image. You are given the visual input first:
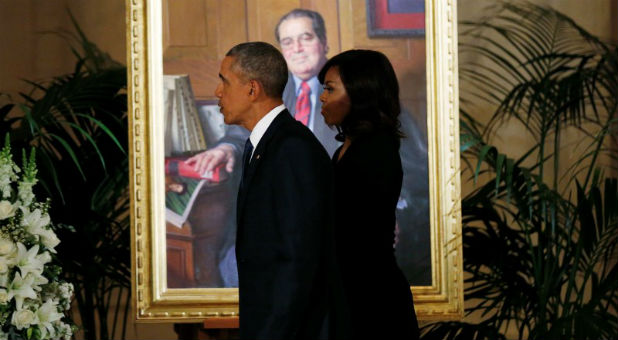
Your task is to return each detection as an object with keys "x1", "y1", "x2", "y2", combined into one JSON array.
[
  {"x1": 186, "y1": 9, "x2": 338, "y2": 287},
  {"x1": 213, "y1": 41, "x2": 336, "y2": 339}
]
